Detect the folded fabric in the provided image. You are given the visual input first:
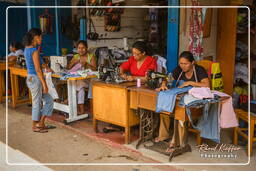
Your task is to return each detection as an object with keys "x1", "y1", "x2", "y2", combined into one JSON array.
[
  {"x1": 156, "y1": 86, "x2": 192, "y2": 113},
  {"x1": 179, "y1": 94, "x2": 201, "y2": 106},
  {"x1": 189, "y1": 87, "x2": 214, "y2": 99},
  {"x1": 211, "y1": 90, "x2": 238, "y2": 128},
  {"x1": 59, "y1": 73, "x2": 81, "y2": 80}
]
